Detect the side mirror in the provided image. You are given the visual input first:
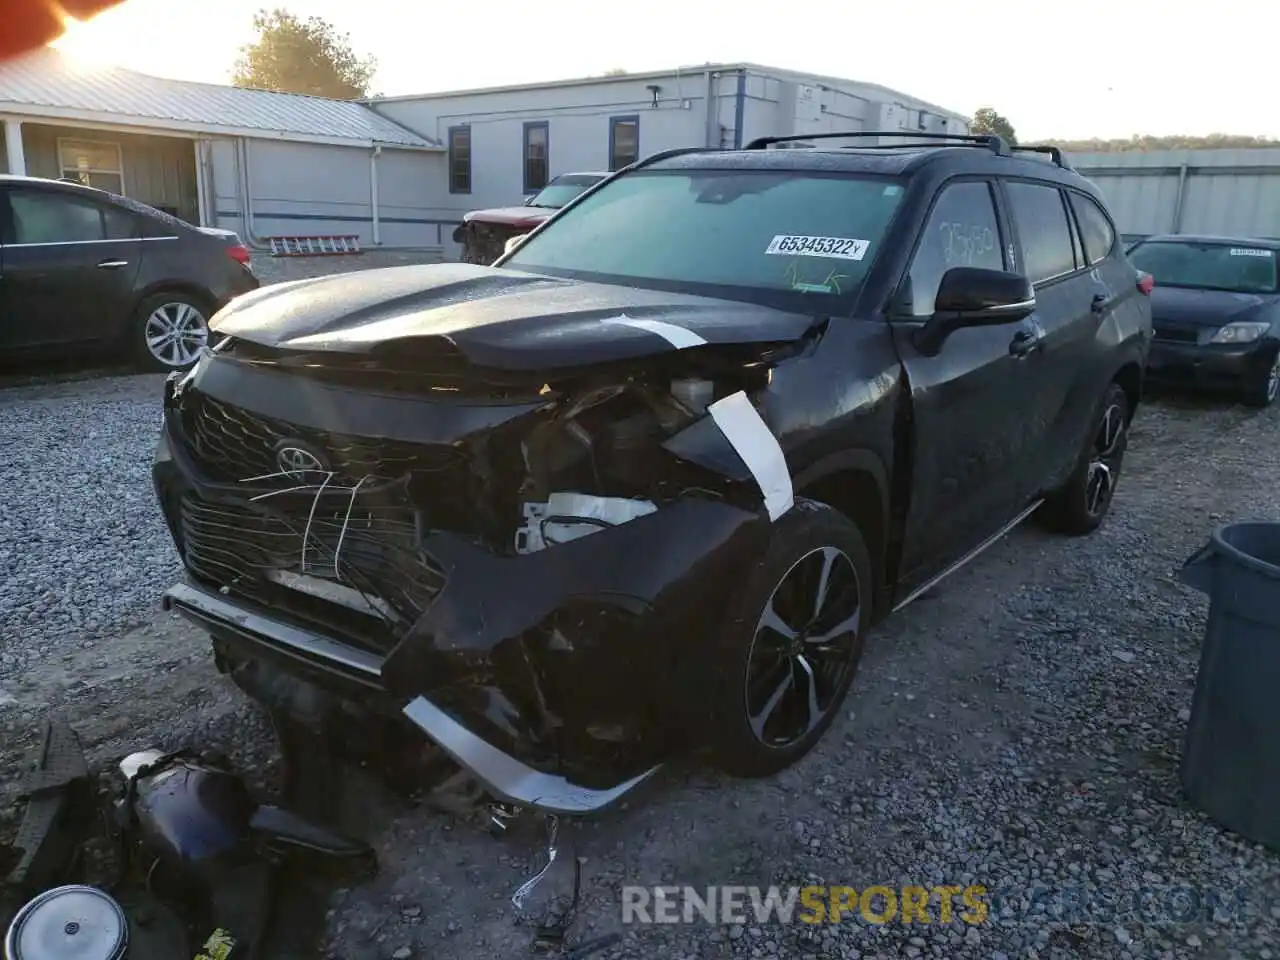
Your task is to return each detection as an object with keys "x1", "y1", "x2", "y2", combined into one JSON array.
[
  {"x1": 503, "y1": 233, "x2": 530, "y2": 256},
  {"x1": 912, "y1": 266, "x2": 1035, "y2": 356}
]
